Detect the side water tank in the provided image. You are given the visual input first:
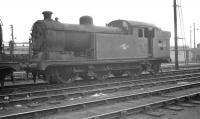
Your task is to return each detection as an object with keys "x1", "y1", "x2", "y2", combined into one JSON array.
[{"x1": 79, "y1": 16, "x2": 93, "y2": 25}]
